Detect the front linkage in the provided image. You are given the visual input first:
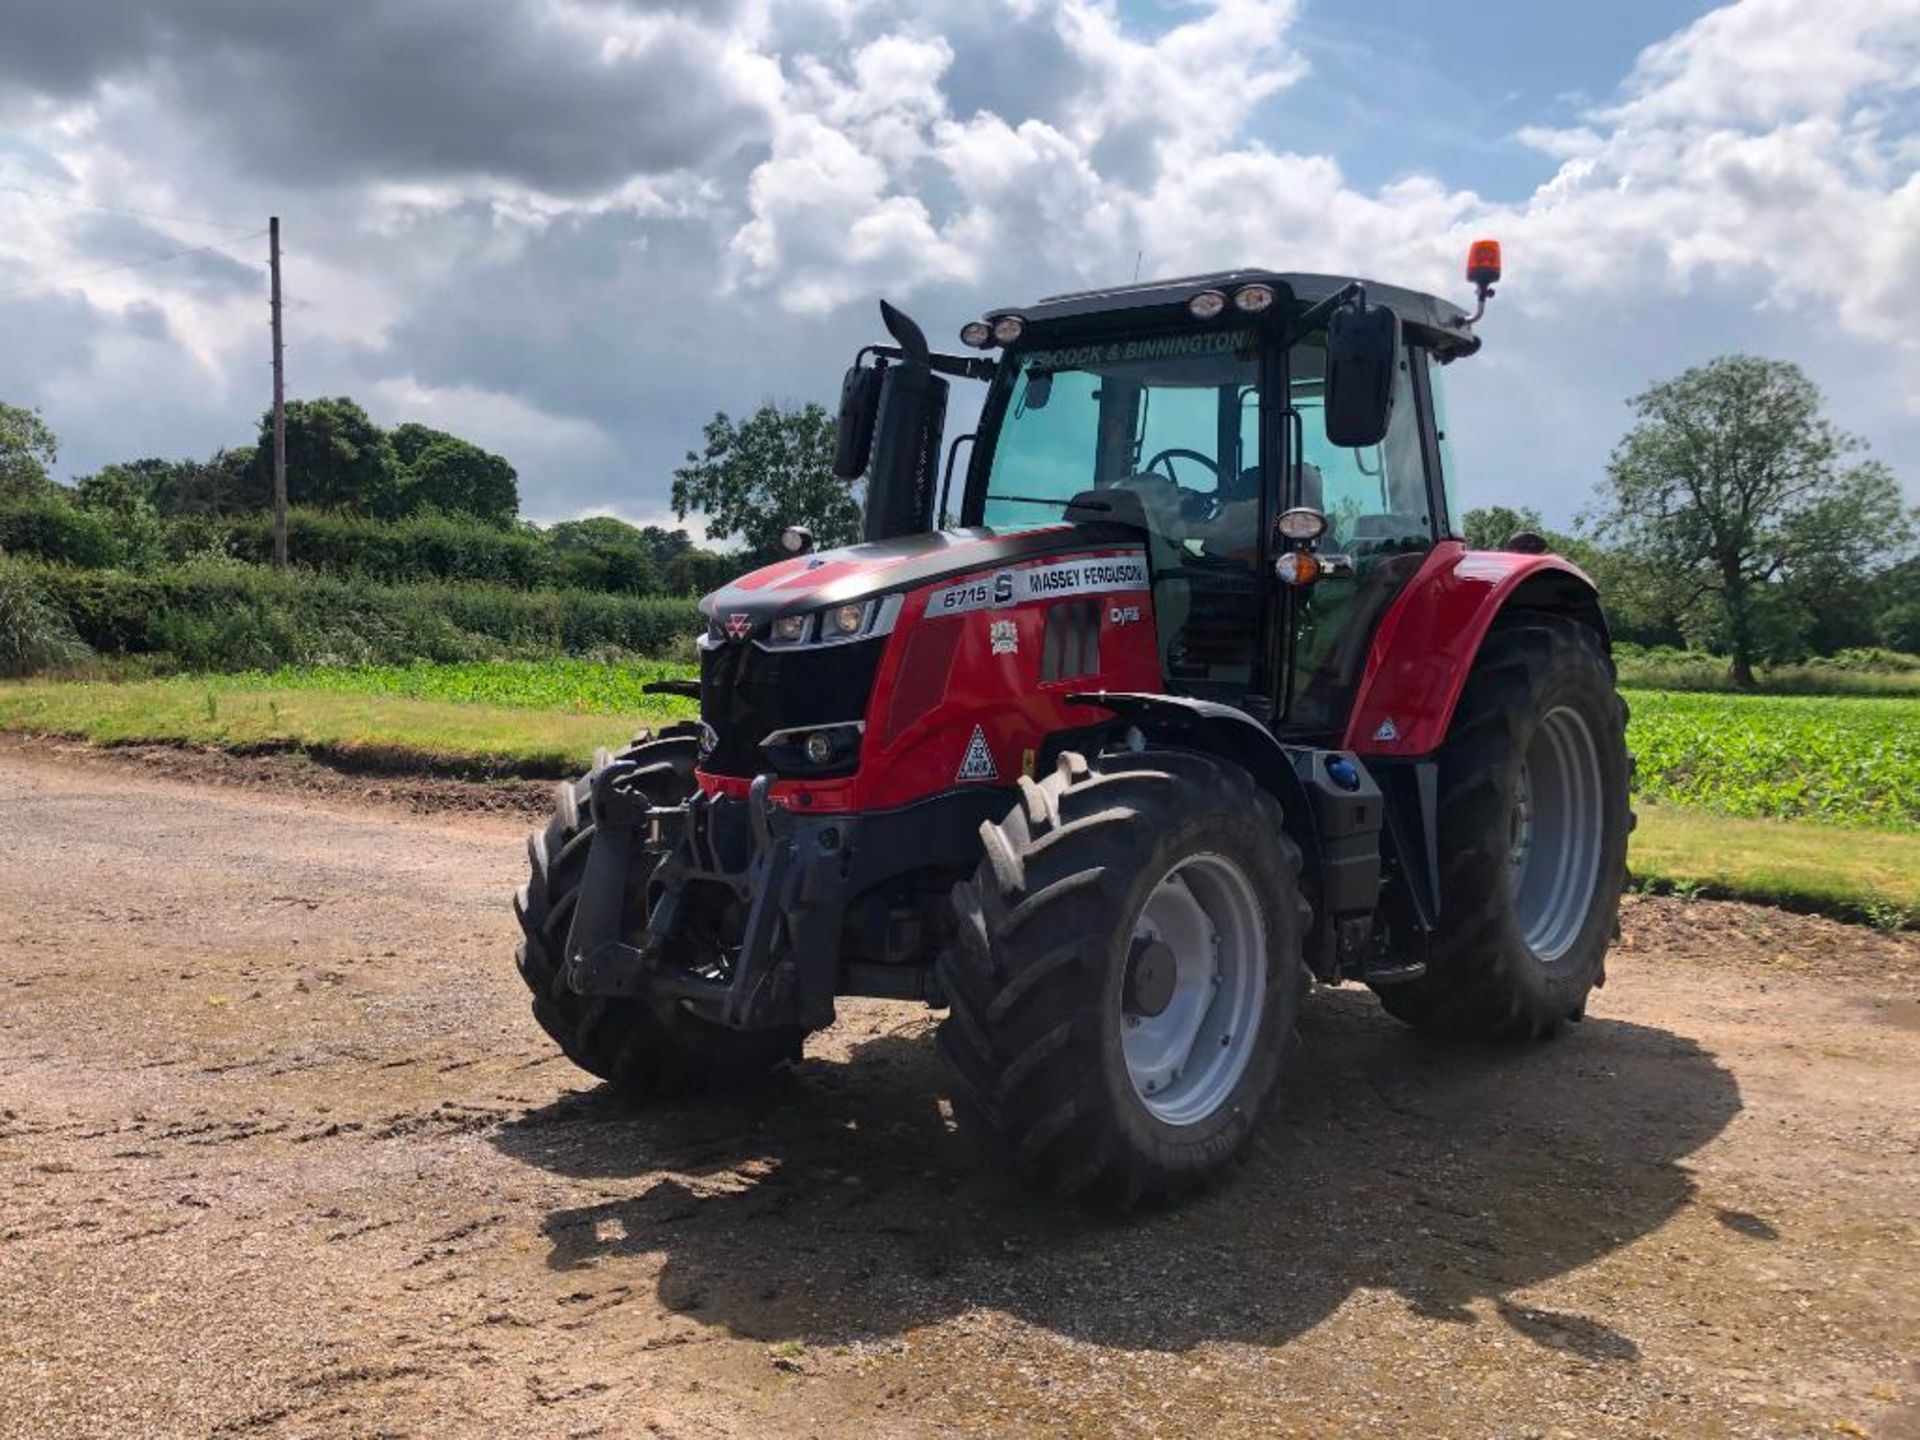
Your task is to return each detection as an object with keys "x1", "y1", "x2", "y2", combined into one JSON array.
[{"x1": 562, "y1": 753, "x2": 1002, "y2": 1033}]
